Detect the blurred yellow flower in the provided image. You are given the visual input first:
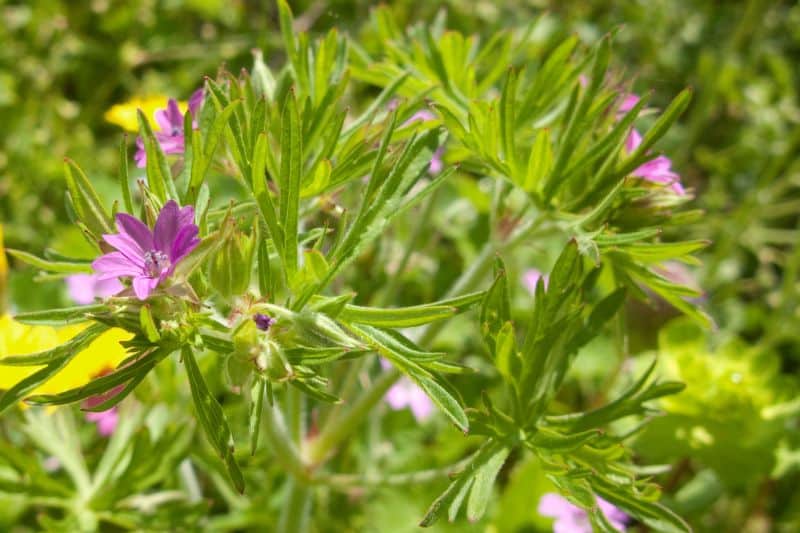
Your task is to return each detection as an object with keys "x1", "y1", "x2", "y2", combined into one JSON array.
[
  {"x1": 104, "y1": 95, "x2": 188, "y2": 133},
  {"x1": 0, "y1": 225, "x2": 7, "y2": 313},
  {"x1": 0, "y1": 224, "x2": 131, "y2": 401},
  {"x1": 0, "y1": 316, "x2": 132, "y2": 399}
]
